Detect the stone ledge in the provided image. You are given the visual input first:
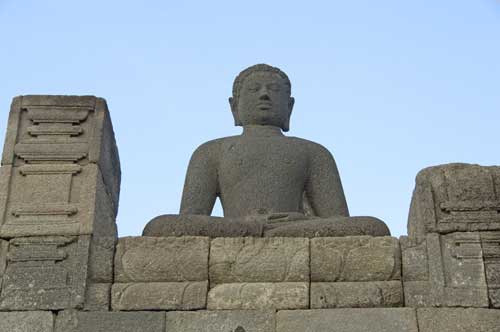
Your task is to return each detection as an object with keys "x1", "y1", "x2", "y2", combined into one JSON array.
[
  {"x1": 210, "y1": 237, "x2": 309, "y2": 285},
  {"x1": 276, "y1": 308, "x2": 418, "y2": 332},
  {"x1": 55, "y1": 310, "x2": 165, "y2": 332},
  {"x1": 311, "y1": 281, "x2": 403, "y2": 308},
  {"x1": 207, "y1": 282, "x2": 308, "y2": 310},
  {"x1": 166, "y1": 310, "x2": 275, "y2": 332},
  {"x1": 0, "y1": 311, "x2": 54, "y2": 332},
  {"x1": 114, "y1": 236, "x2": 209, "y2": 282},
  {"x1": 416, "y1": 308, "x2": 500, "y2": 332},
  {"x1": 111, "y1": 281, "x2": 208, "y2": 311}
]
